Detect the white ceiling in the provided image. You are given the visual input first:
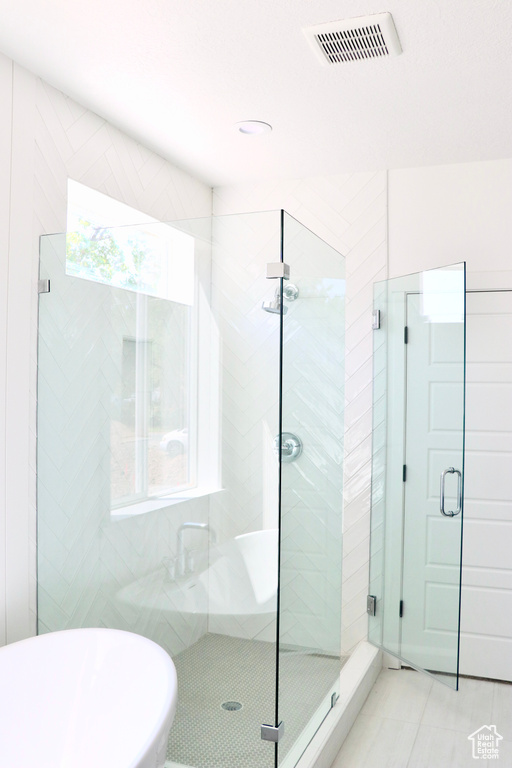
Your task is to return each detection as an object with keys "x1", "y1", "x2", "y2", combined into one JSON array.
[{"x1": 1, "y1": 0, "x2": 511, "y2": 186}]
